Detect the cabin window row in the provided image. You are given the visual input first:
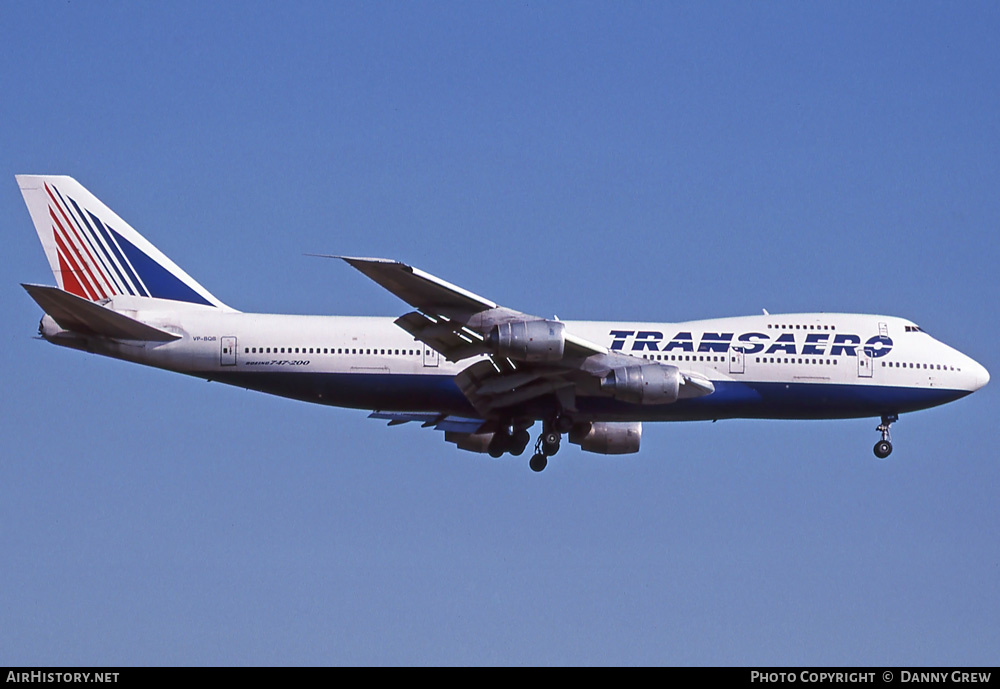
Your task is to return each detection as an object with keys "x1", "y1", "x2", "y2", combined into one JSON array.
[
  {"x1": 640, "y1": 354, "x2": 734, "y2": 362},
  {"x1": 244, "y1": 347, "x2": 421, "y2": 356},
  {"x1": 881, "y1": 361, "x2": 957, "y2": 371},
  {"x1": 755, "y1": 357, "x2": 839, "y2": 365},
  {"x1": 766, "y1": 324, "x2": 835, "y2": 331}
]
